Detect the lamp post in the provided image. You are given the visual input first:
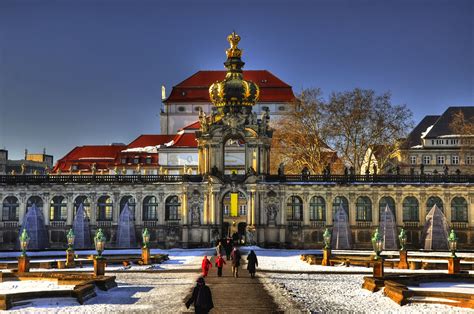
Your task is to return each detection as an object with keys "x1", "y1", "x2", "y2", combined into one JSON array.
[
  {"x1": 321, "y1": 228, "x2": 332, "y2": 266},
  {"x1": 447, "y1": 229, "x2": 460, "y2": 274},
  {"x1": 93, "y1": 229, "x2": 107, "y2": 276},
  {"x1": 398, "y1": 228, "x2": 408, "y2": 269},
  {"x1": 66, "y1": 229, "x2": 76, "y2": 268},
  {"x1": 141, "y1": 228, "x2": 151, "y2": 265},
  {"x1": 18, "y1": 229, "x2": 30, "y2": 272},
  {"x1": 371, "y1": 228, "x2": 384, "y2": 278}
]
